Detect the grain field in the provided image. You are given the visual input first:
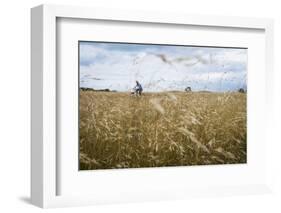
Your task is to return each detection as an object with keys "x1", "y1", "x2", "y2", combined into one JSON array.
[{"x1": 79, "y1": 91, "x2": 246, "y2": 170}]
